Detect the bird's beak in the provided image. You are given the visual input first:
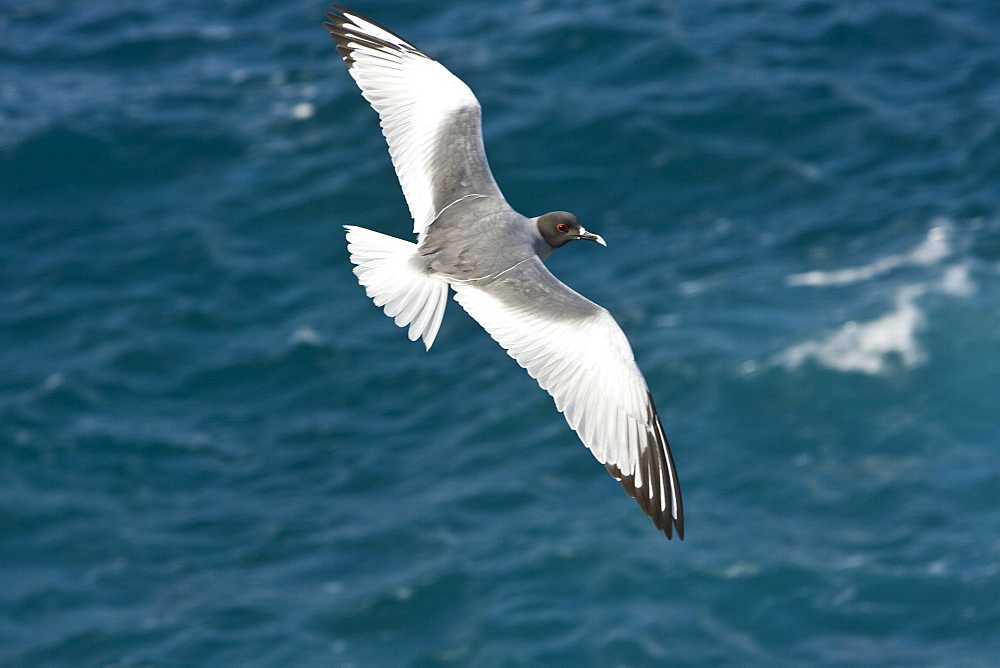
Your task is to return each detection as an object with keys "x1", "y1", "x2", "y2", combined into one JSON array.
[{"x1": 578, "y1": 227, "x2": 607, "y2": 246}]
